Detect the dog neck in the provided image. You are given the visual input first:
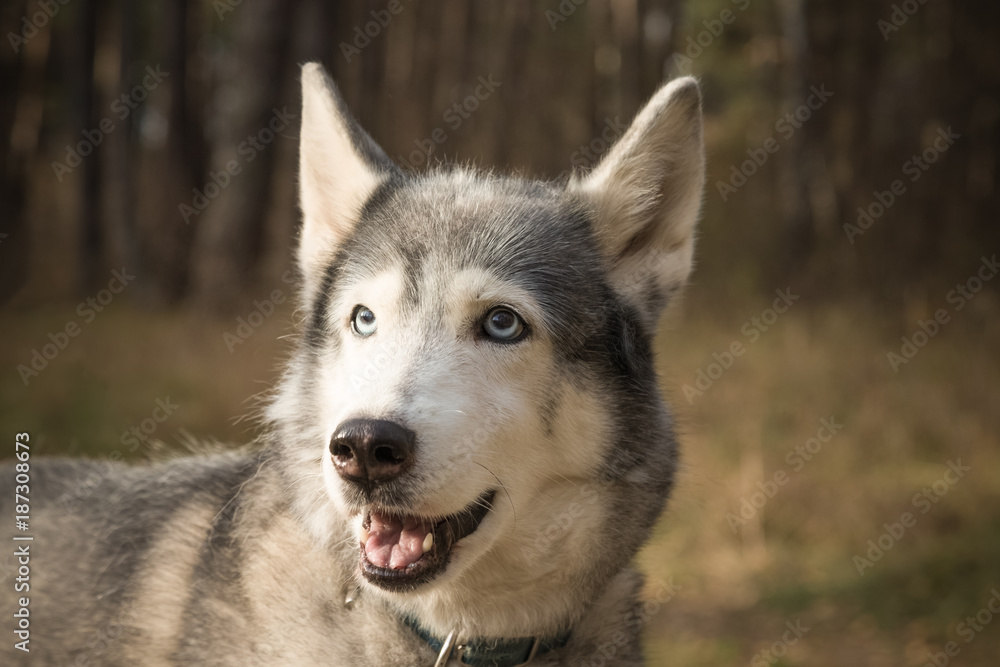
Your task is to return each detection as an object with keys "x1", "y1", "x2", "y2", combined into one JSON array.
[
  {"x1": 342, "y1": 565, "x2": 648, "y2": 665},
  {"x1": 400, "y1": 613, "x2": 571, "y2": 667}
]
